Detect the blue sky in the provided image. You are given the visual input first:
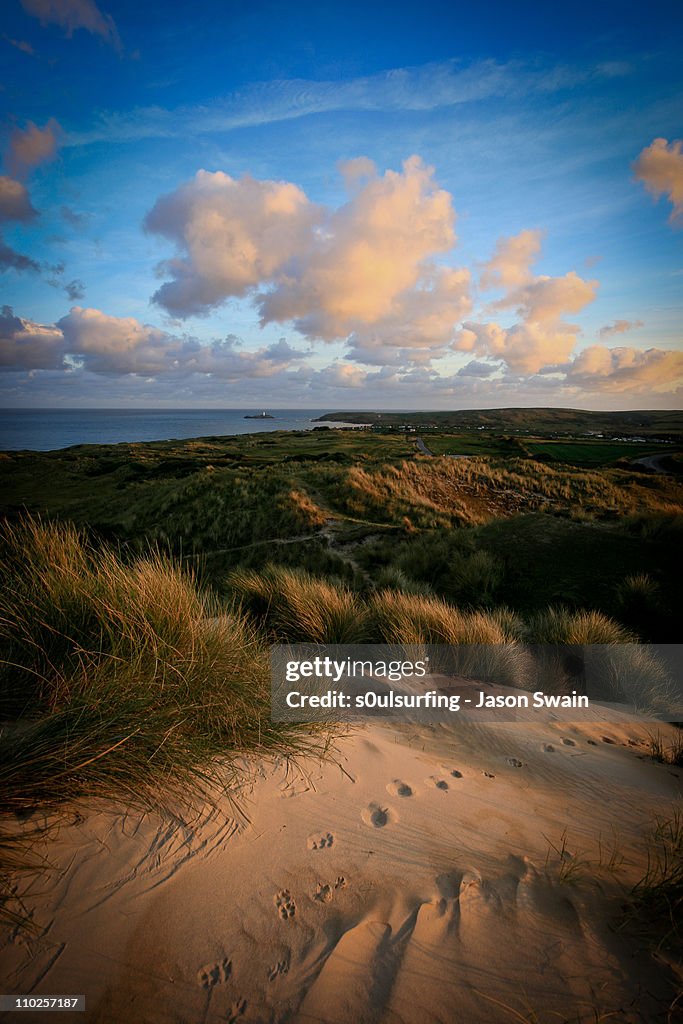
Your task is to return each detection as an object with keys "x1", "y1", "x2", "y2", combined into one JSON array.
[{"x1": 0, "y1": 0, "x2": 681, "y2": 408}]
